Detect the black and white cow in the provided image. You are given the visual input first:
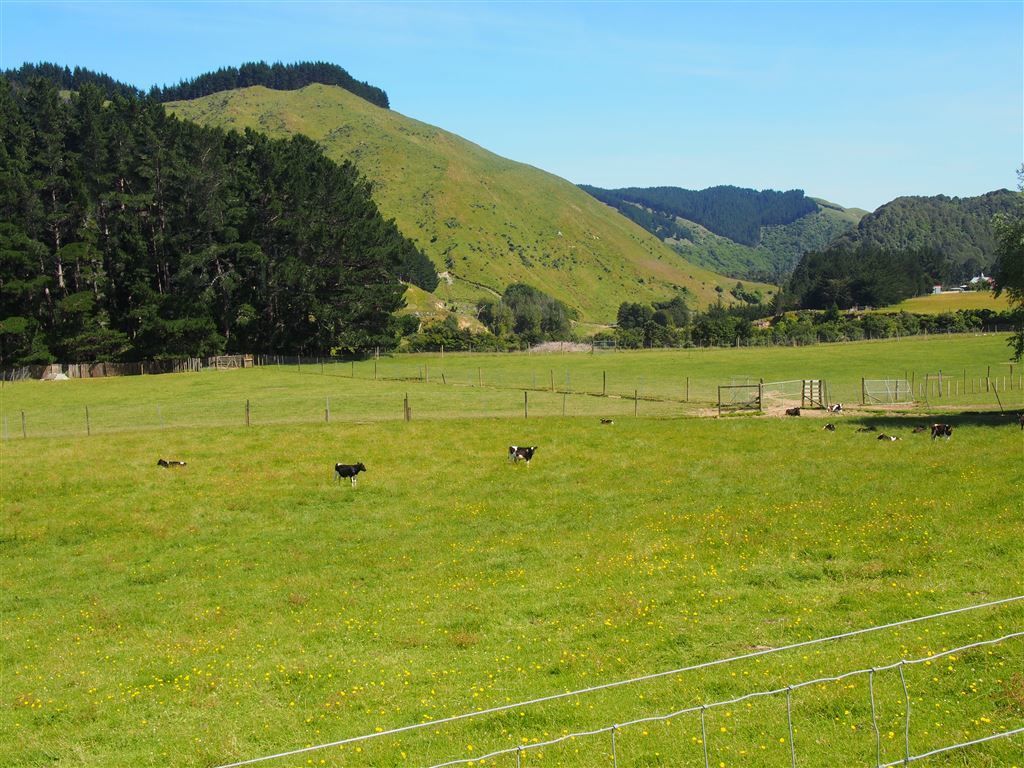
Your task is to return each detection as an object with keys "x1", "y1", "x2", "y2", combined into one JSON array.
[
  {"x1": 823, "y1": 423, "x2": 836, "y2": 432},
  {"x1": 508, "y1": 446, "x2": 537, "y2": 466},
  {"x1": 877, "y1": 433, "x2": 901, "y2": 441},
  {"x1": 335, "y1": 462, "x2": 367, "y2": 486},
  {"x1": 157, "y1": 458, "x2": 187, "y2": 467},
  {"x1": 827, "y1": 403, "x2": 843, "y2": 413},
  {"x1": 930, "y1": 423, "x2": 953, "y2": 440}
]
